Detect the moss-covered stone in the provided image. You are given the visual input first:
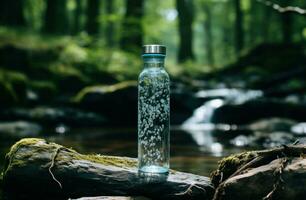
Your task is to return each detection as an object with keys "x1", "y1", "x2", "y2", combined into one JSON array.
[
  {"x1": 73, "y1": 81, "x2": 137, "y2": 103},
  {"x1": 29, "y1": 80, "x2": 58, "y2": 100},
  {"x1": 0, "y1": 69, "x2": 27, "y2": 106},
  {"x1": 3, "y1": 138, "x2": 43, "y2": 175},
  {"x1": 210, "y1": 151, "x2": 257, "y2": 187}
]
